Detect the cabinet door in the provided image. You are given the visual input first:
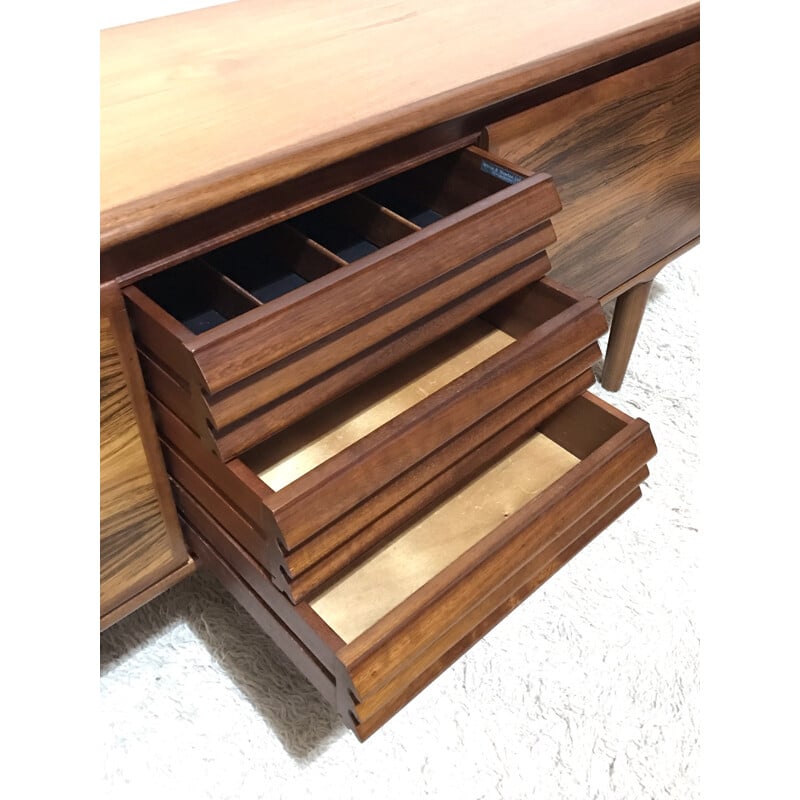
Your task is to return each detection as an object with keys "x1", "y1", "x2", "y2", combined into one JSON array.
[
  {"x1": 482, "y1": 42, "x2": 699, "y2": 300},
  {"x1": 100, "y1": 283, "x2": 191, "y2": 629}
]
